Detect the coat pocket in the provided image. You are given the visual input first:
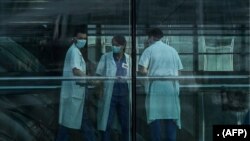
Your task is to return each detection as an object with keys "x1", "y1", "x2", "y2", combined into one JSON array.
[{"x1": 71, "y1": 86, "x2": 85, "y2": 99}]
